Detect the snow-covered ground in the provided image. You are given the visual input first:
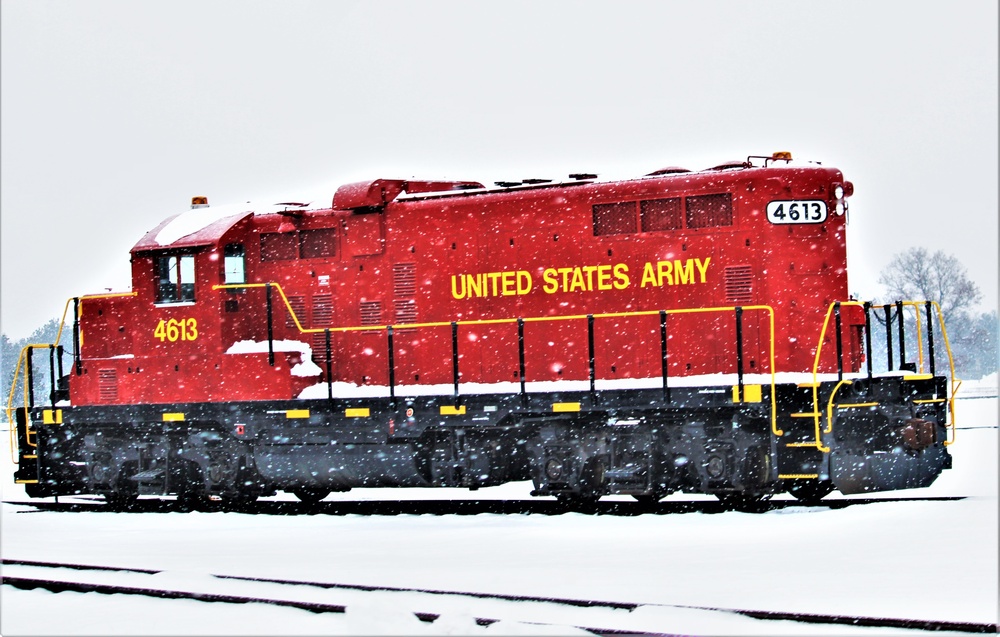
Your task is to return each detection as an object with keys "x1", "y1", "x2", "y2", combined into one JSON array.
[{"x1": 1, "y1": 384, "x2": 996, "y2": 635}]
